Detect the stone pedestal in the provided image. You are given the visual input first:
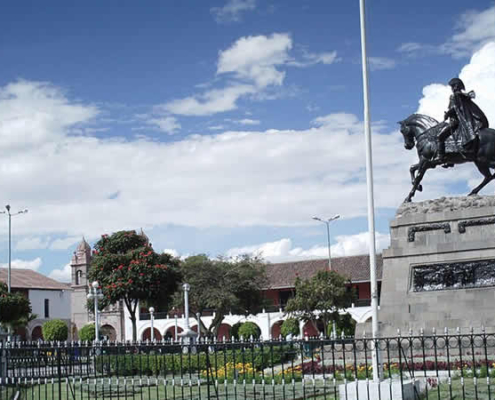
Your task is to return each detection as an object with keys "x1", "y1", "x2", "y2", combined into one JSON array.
[
  {"x1": 379, "y1": 195, "x2": 495, "y2": 337},
  {"x1": 339, "y1": 380, "x2": 420, "y2": 400}
]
